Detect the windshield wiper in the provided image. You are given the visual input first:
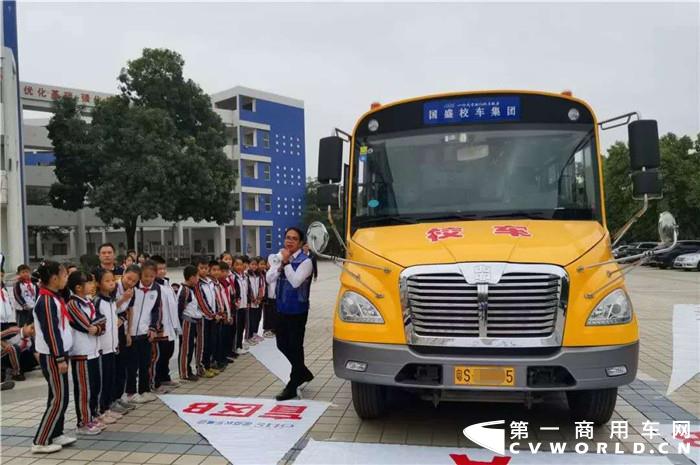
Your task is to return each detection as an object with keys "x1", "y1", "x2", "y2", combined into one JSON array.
[
  {"x1": 416, "y1": 213, "x2": 479, "y2": 222},
  {"x1": 355, "y1": 215, "x2": 418, "y2": 227},
  {"x1": 481, "y1": 211, "x2": 552, "y2": 220}
]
